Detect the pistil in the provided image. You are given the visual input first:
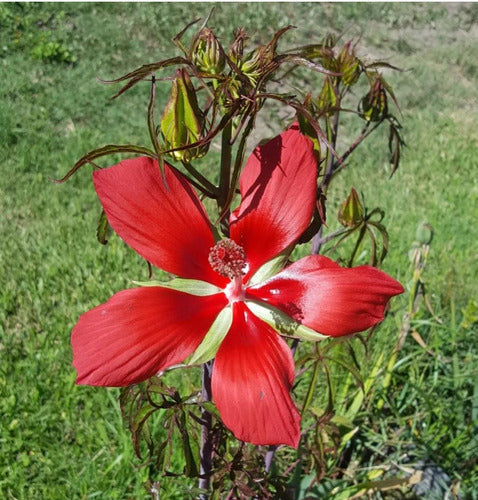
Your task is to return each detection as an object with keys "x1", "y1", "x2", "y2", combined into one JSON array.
[{"x1": 224, "y1": 276, "x2": 245, "y2": 303}]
